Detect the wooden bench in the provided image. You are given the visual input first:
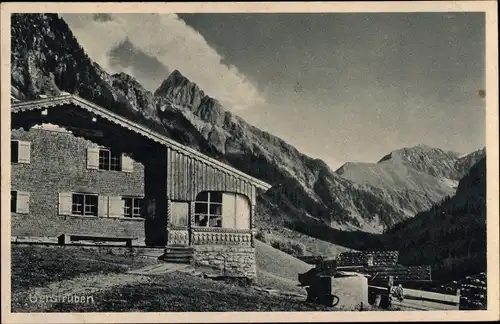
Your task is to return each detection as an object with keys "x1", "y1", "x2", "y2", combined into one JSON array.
[{"x1": 58, "y1": 233, "x2": 136, "y2": 247}]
